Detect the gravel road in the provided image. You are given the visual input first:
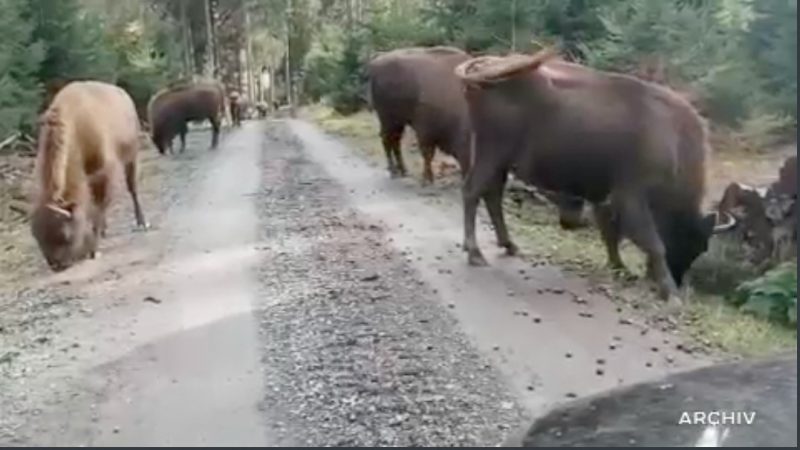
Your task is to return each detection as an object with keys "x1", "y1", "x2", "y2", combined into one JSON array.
[{"x1": 0, "y1": 120, "x2": 711, "y2": 446}]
